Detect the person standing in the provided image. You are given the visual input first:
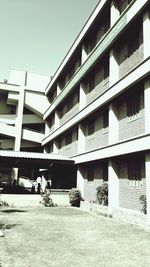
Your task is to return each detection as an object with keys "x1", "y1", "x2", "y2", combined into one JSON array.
[{"x1": 36, "y1": 176, "x2": 41, "y2": 194}]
